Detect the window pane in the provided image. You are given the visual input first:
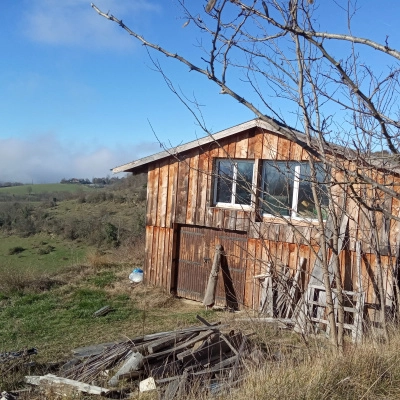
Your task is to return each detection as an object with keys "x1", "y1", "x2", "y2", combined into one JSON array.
[
  {"x1": 235, "y1": 161, "x2": 254, "y2": 205},
  {"x1": 215, "y1": 160, "x2": 233, "y2": 203},
  {"x1": 297, "y1": 163, "x2": 329, "y2": 218},
  {"x1": 261, "y1": 162, "x2": 293, "y2": 216}
]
